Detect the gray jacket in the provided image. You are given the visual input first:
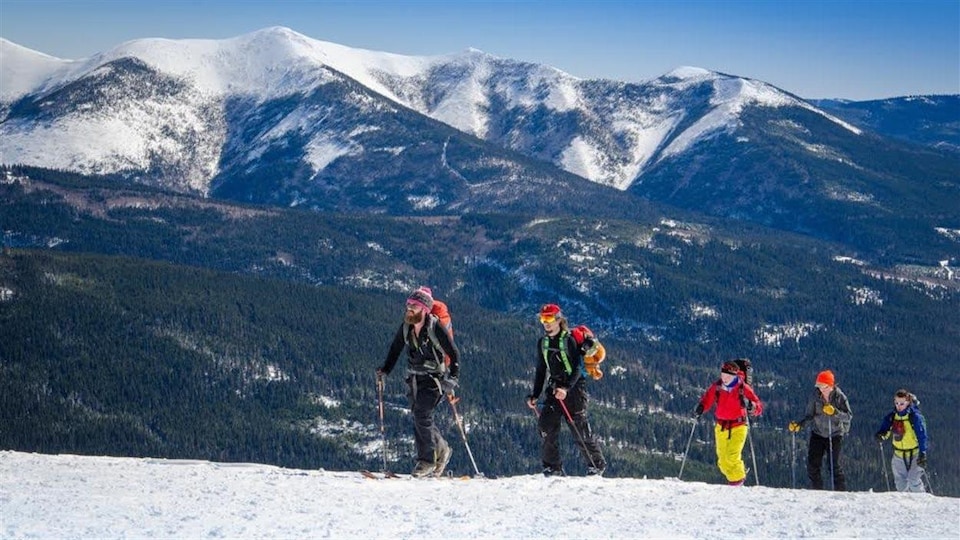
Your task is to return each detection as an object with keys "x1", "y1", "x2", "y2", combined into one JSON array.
[{"x1": 797, "y1": 386, "x2": 852, "y2": 438}]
